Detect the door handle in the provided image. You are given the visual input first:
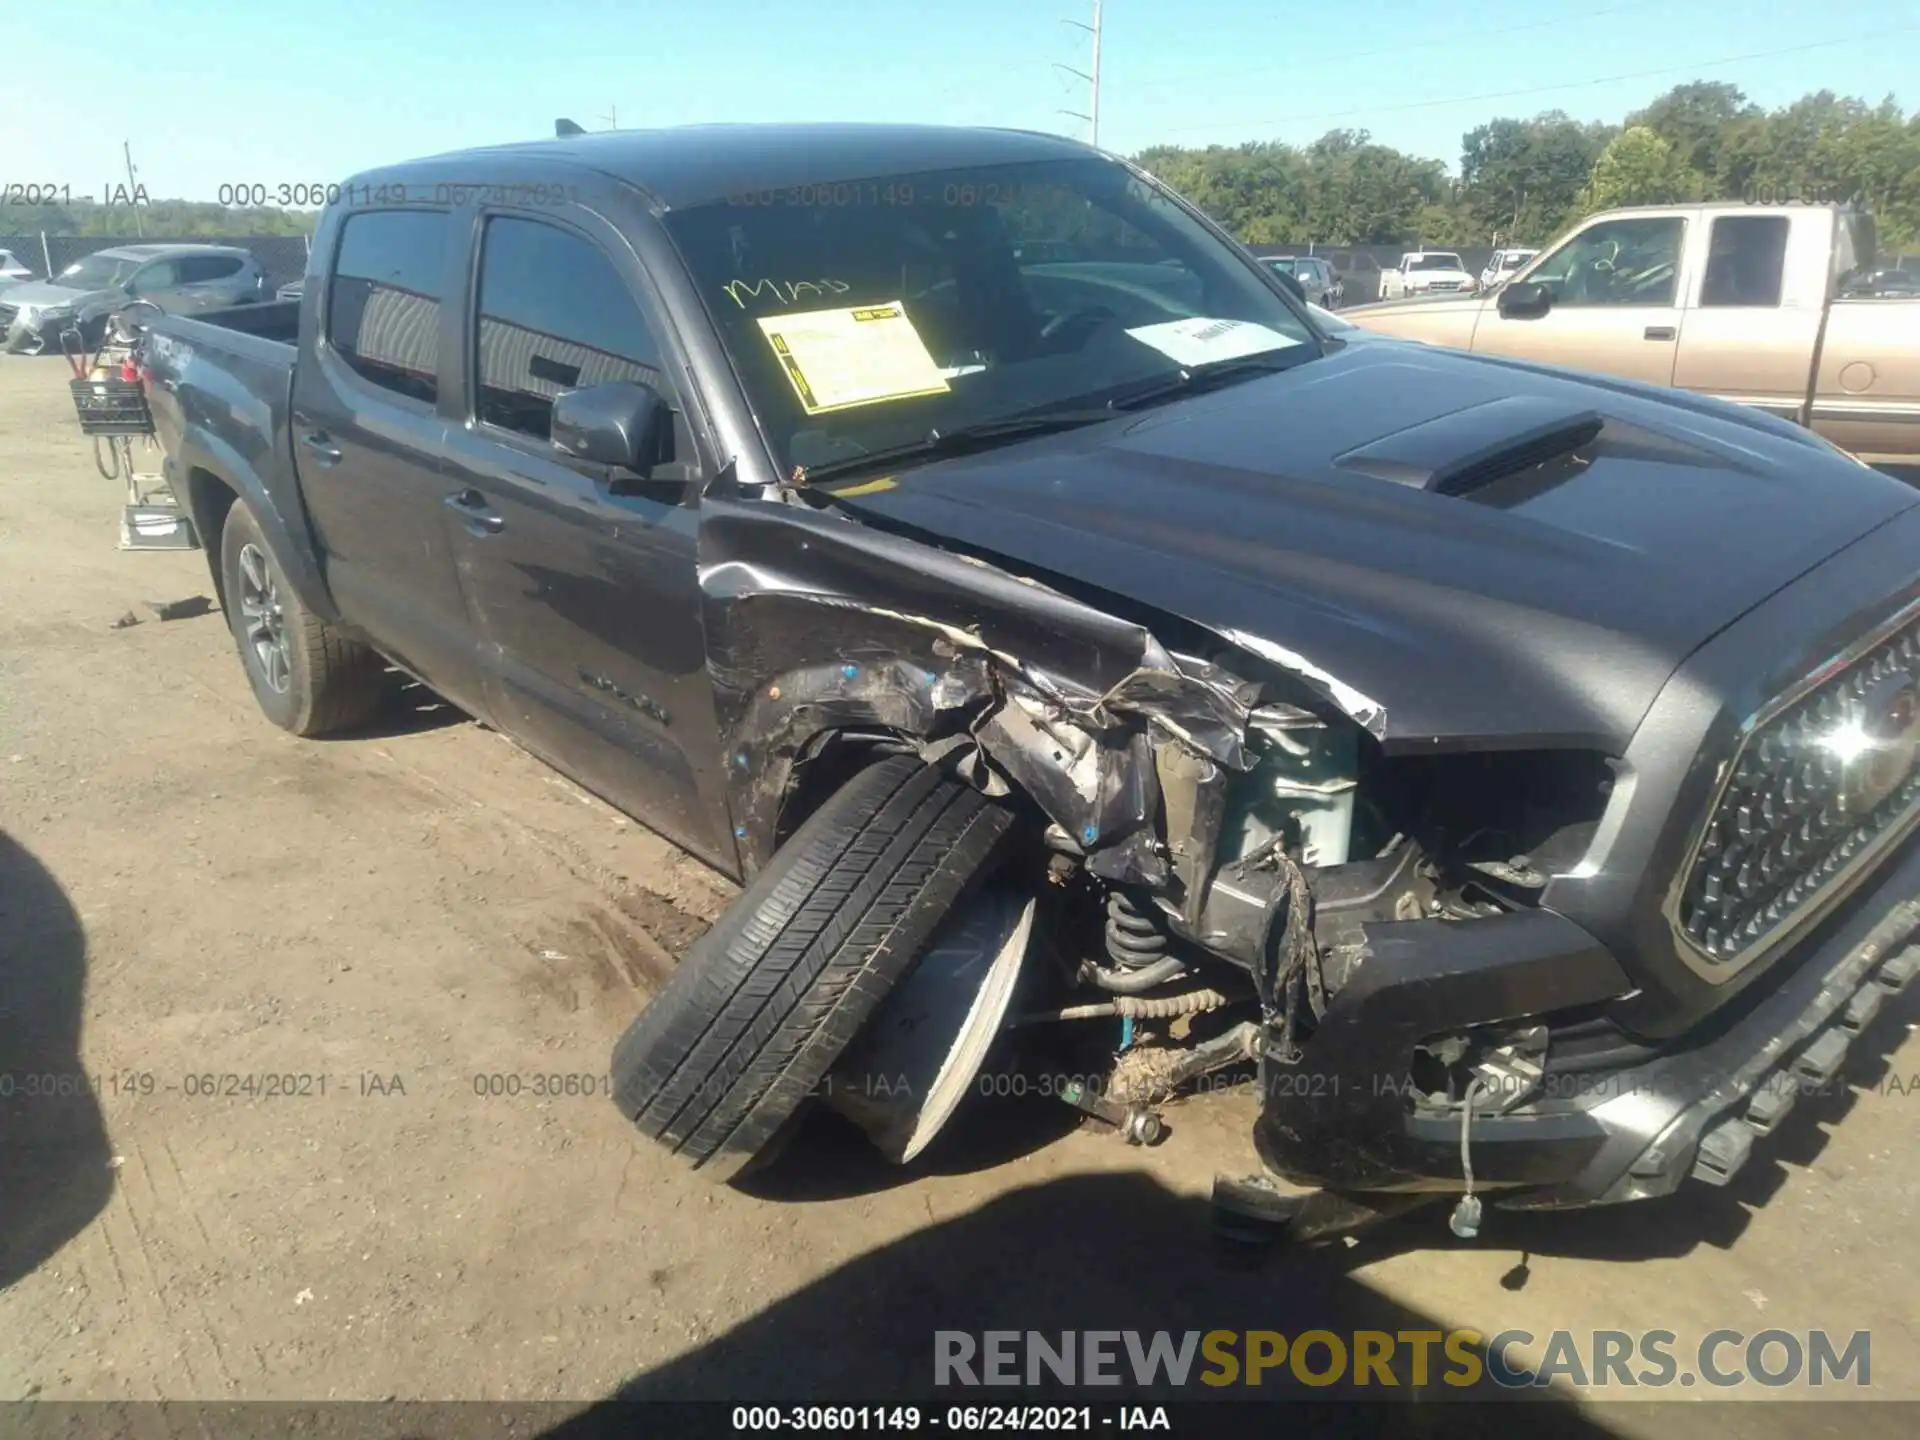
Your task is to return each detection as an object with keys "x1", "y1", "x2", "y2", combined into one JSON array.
[
  {"x1": 299, "y1": 430, "x2": 342, "y2": 465},
  {"x1": 445, "y1": 488, "x2": 505, "y2": 535},
  {"x1": 1644, "y1": 326, "x2": 1677, "y2": 341}
]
